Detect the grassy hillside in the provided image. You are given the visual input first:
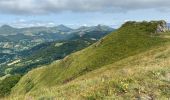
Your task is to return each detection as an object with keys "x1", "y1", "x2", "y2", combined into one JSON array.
[
  {"x1": 7, "y1": 21, "x2": 170, "y2": 99},
  {"x1": 11, "y1": 40, "x2": 170, "y2": 100}
]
